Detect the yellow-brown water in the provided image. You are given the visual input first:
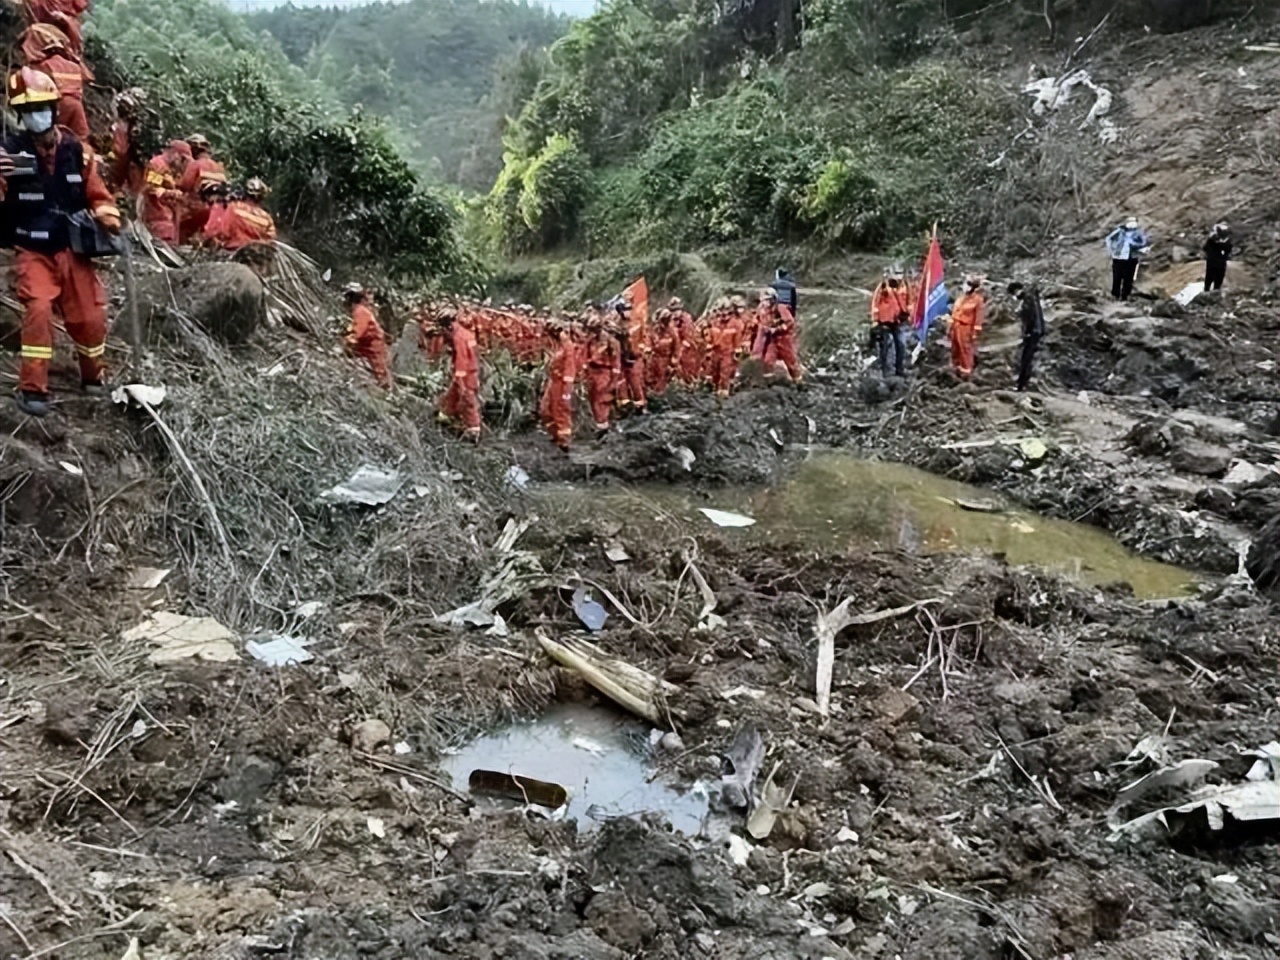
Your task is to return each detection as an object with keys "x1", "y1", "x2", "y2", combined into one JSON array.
[{"x1": 543, "y1": 453, "x2": 1198, "y2": 600}]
